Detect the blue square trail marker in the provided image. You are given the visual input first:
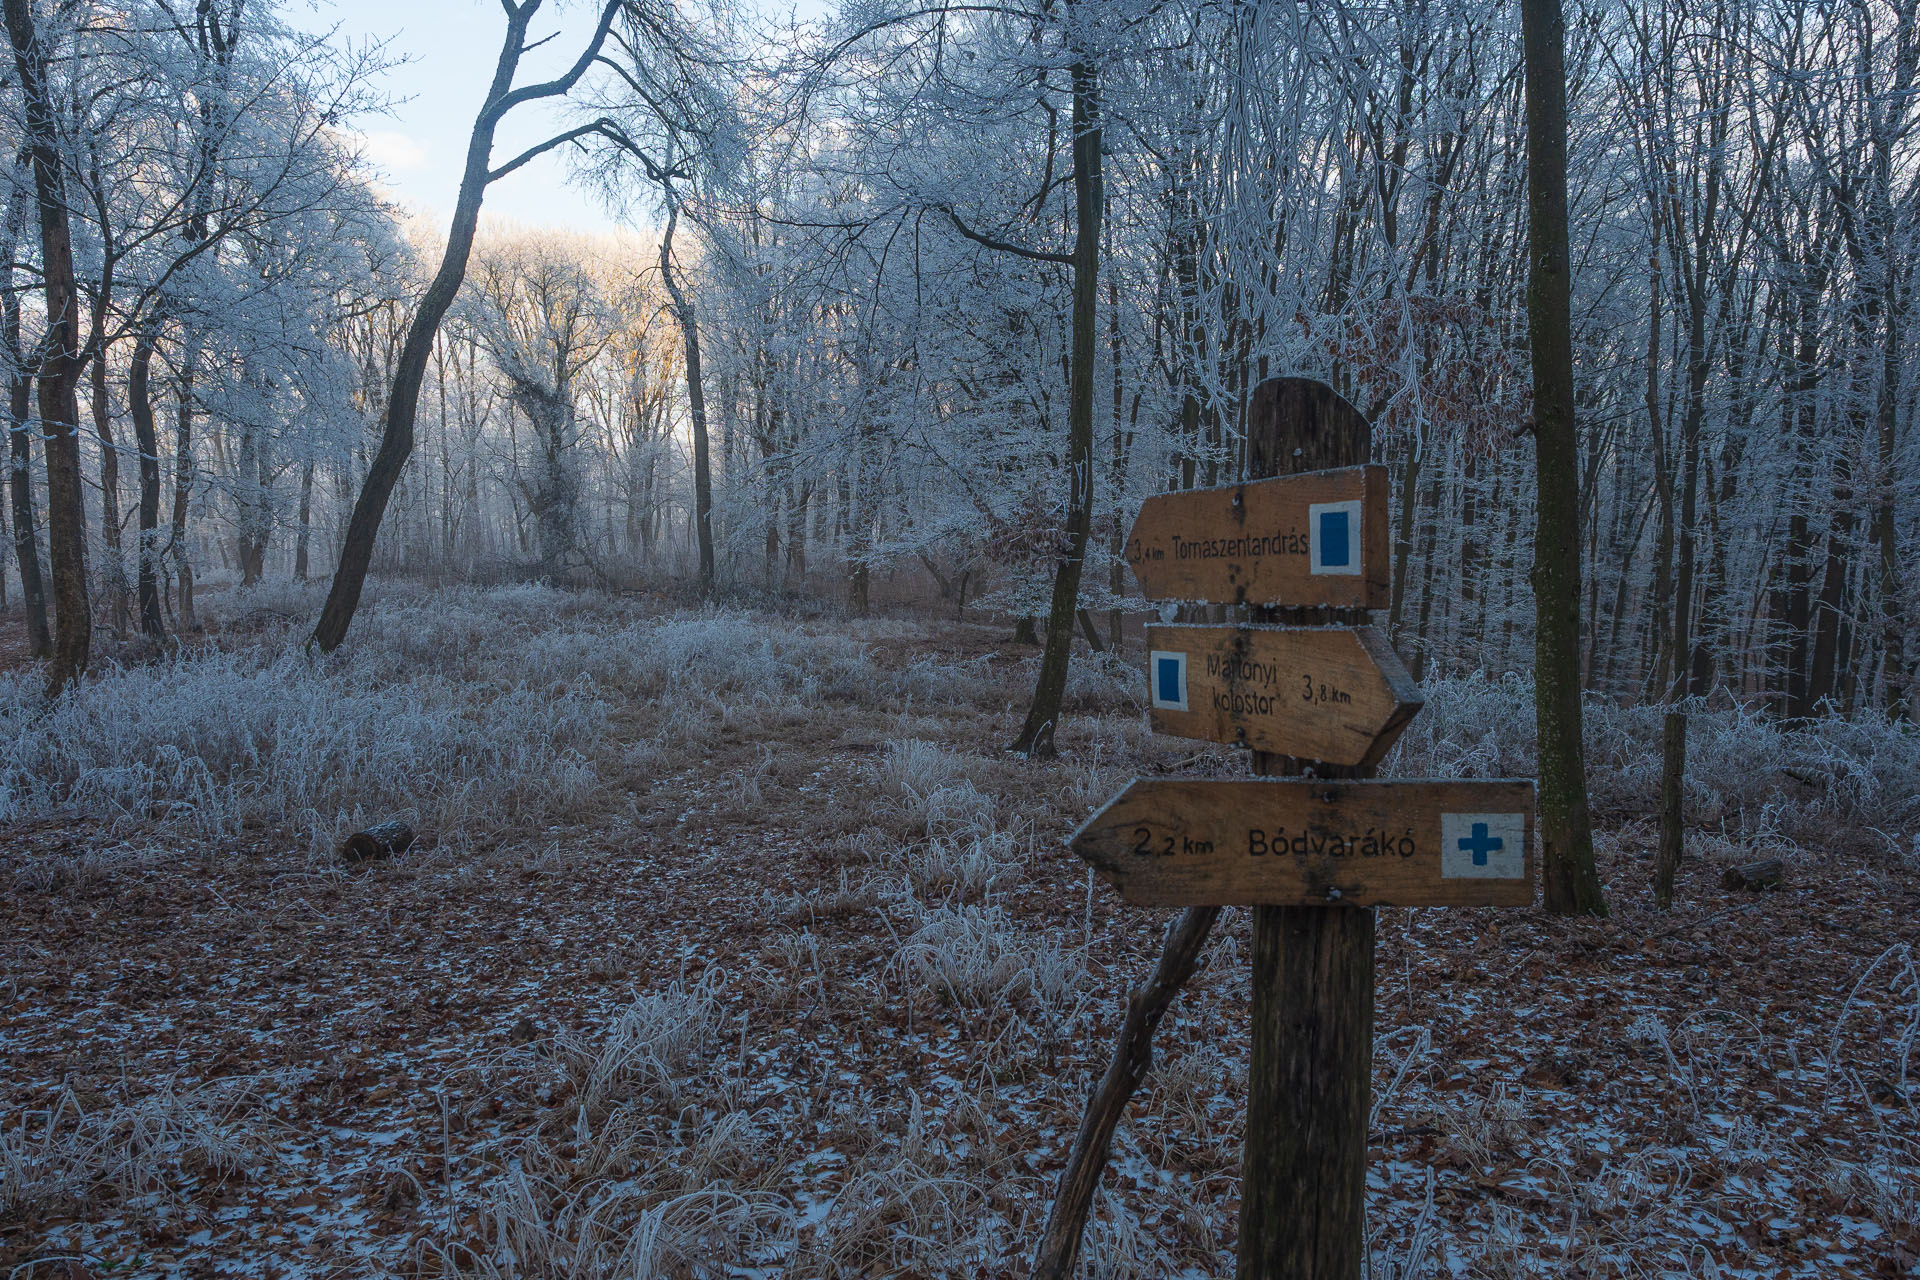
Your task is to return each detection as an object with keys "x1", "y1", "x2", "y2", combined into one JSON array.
[
  {"x1": 1309, "y1": 498, "x2": 1363, "y2": 576},
  {"x1": 1318, "y1": 508, "x2": 1351, "y2": 568},
  {"x1": 1149, "y1": 650, "x2": 1188, "y2": 712}
]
